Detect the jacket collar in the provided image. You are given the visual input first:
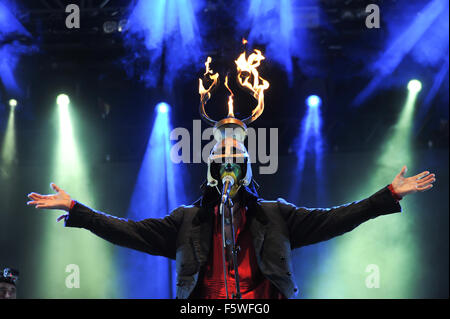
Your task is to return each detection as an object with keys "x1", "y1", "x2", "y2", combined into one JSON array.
[
  {"x1": 192, "y1": 181, "x2": 268, "y2": 226},
  {"x1": 190, "y1": 181, "x2": 268, "y2": 265}
]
